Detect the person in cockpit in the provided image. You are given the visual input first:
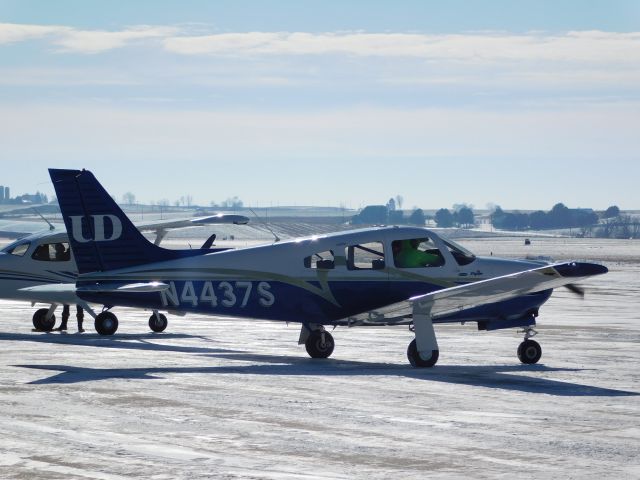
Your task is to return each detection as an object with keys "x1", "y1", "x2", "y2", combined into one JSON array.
[{"x1": 393, "y1": 239, "x2": 441, "y2": 268}]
